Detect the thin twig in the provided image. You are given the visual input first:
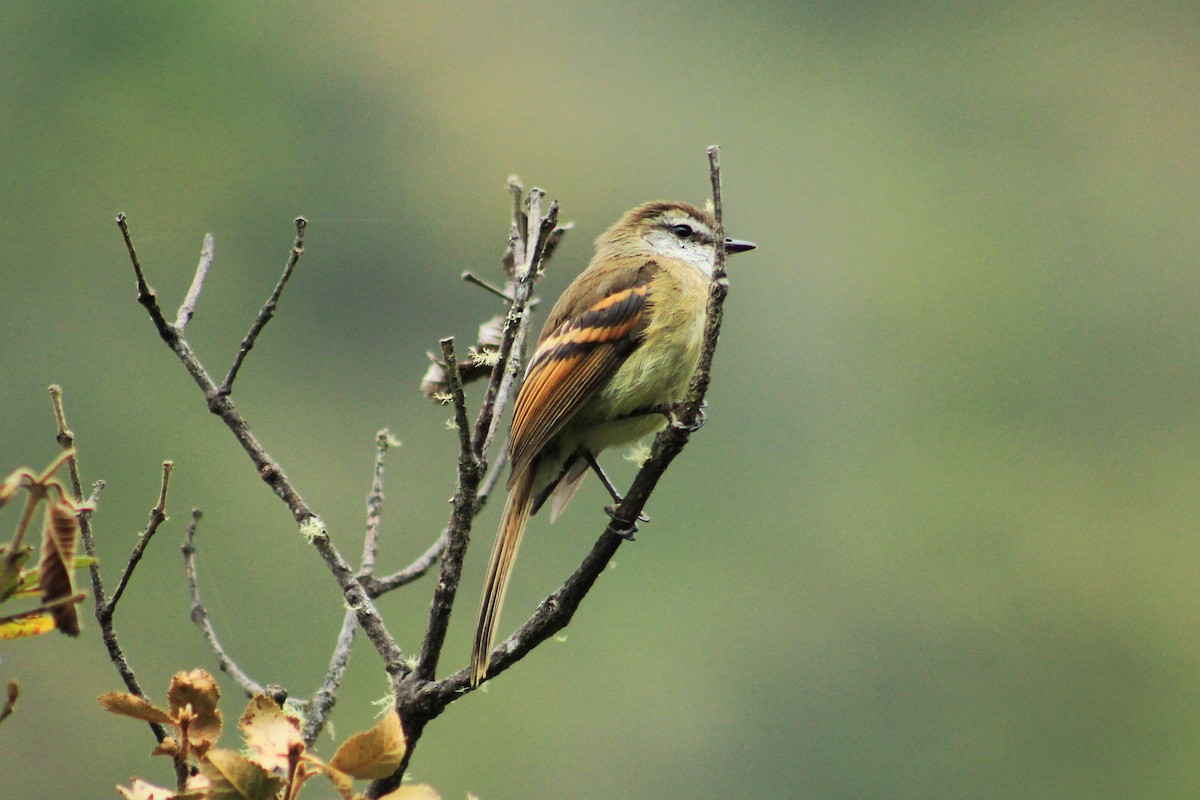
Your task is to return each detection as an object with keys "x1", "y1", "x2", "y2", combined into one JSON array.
[
  {"x1": 0, "y1": 593, "x2": 87, "y2": 627},
  {"x1": 303, "y1": 609, "x2": 358, "y2": 746},
  {"x1": 302, "y1": 430, "x2": 399, "y2": 745},
  {"x1": 182, "y1": 510, "x2": 265, "y2": 697},
  {"x1": 219, "y1": 218, "x2": 307, "y2": 395},
  {"x1": 413, "y1": 338, "x2": 480, "y2": 681},
  {"x1": 474, "y1": 194, "x2": 558, "y2": 461},
  {"x1": 117, "y1": 214, "x2": 407, "y2": 679},
  {"x1": 673, "y1": 145, "x2": 731, "y2": 423},
  {"x1": 360, "y1": 442, "x2": 508, "y2": 597},
  {"x1": 104, "y1": 461, "x2": 173, "y2": 616},
  {"x1": 361, "y1": 429, "x2": 396, "y2": 577},
  {"x1": 95, "y1": 462, "x2": 175, "y2": 664},
  {"x1": 461, "y1": 271, "x2": 512, "y2": 302},
  {"x1": 361, "y1": 530, "x2": 447, "y2": 597},
  {"x1": 175, "y1": 233, "x2": 214, "y2": 331},
  {"x1": 48, "y1": 386, "x2": 77, "y2": 474},
  {"x1": 50, "y1": 385, "x2": 182, "y2": 785},
  {"x1": 507, "y1": 177, "x2": 527, "y2": 269},
  {"x1": 441, "y1": 339, "x2": 475, "y2": 463},
  {"x1": 117, "y1": 213, "x2": 176, "y2": 345}
]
